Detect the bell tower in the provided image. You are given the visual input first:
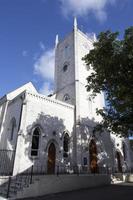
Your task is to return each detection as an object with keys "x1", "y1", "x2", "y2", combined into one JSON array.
[
  {"x1": 54, "y1": 18, "x2": 76, "y2": 105},
  {"x1": 54, "y1": 18, "x2": 105, "y2": 121},
  {"x1": 54, "y1": 18, "x2": 105, "y2": 167}
]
